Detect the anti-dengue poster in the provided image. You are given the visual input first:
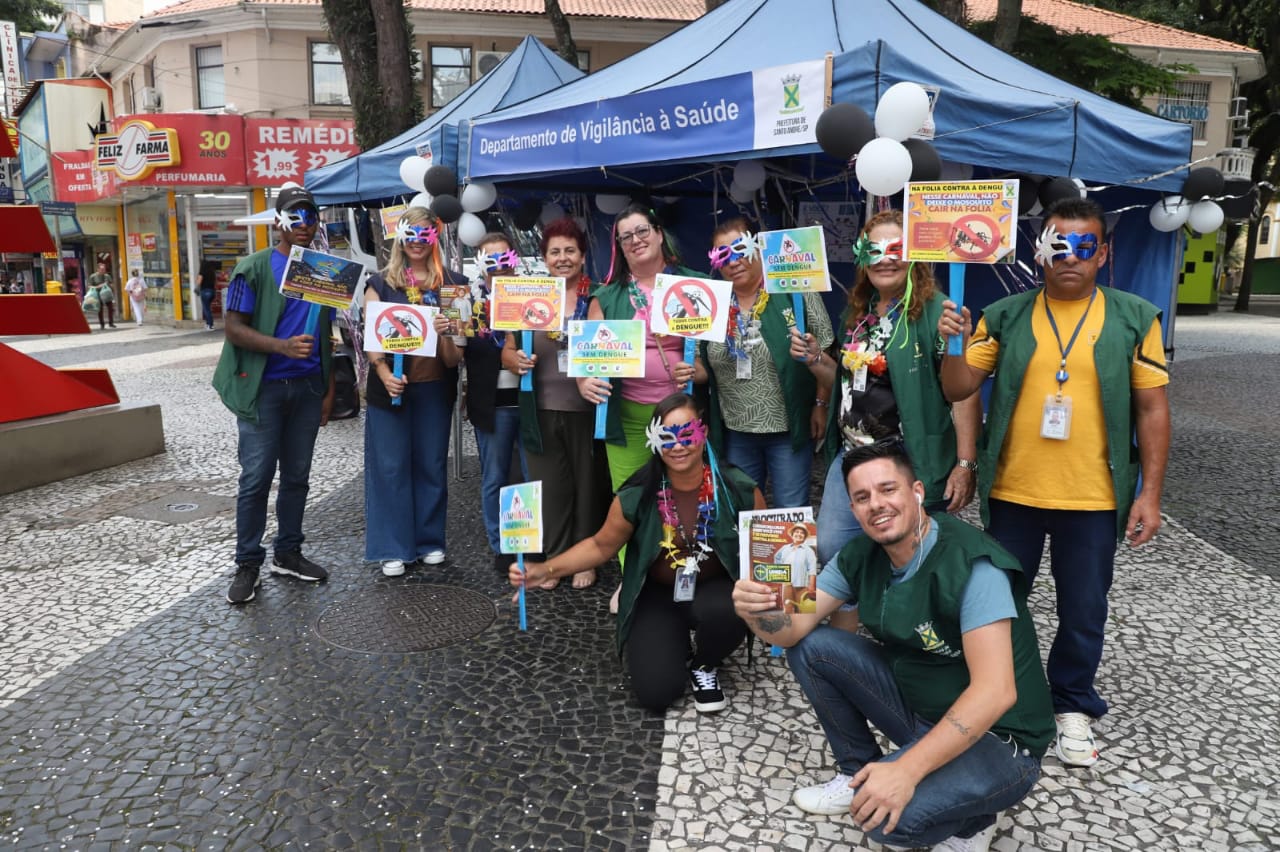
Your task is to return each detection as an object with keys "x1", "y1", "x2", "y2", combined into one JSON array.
[
  {"x1": 379, "y1": 204, "x2": 408, "y2": 239},
  {"x1": 567, "y1": 320, "x2": 647, "y2": 378},
  {"x1": 760, "y1": 226, "x2": 831, "y2": 294},
  {"x1": 903, "y1": 180, "x2": 1019, "y2": 264},
  {"x1": 362, "y1": 300, "x2": 439, "y2": 357},
  {"x1": 649, "y1": 274, "x2": 732, "y2": 341},
  {"x1": 499, "y1": 481, "x2": 543, "y2": 555},
  {"x1": 280, "y1": 246, "x2": 362, "y2": 309},
  {"x1": 489, "y1": 276, "x2": 566, "y2": 332}
]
